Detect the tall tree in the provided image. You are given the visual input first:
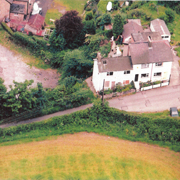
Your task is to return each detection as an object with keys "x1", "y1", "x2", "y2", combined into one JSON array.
[
  {"x1": 113, "y1": 14, "x2": 123, "y2": 40},
  {"x1": 55, "y1": 10, "x2": 85, "y2": 49}
]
